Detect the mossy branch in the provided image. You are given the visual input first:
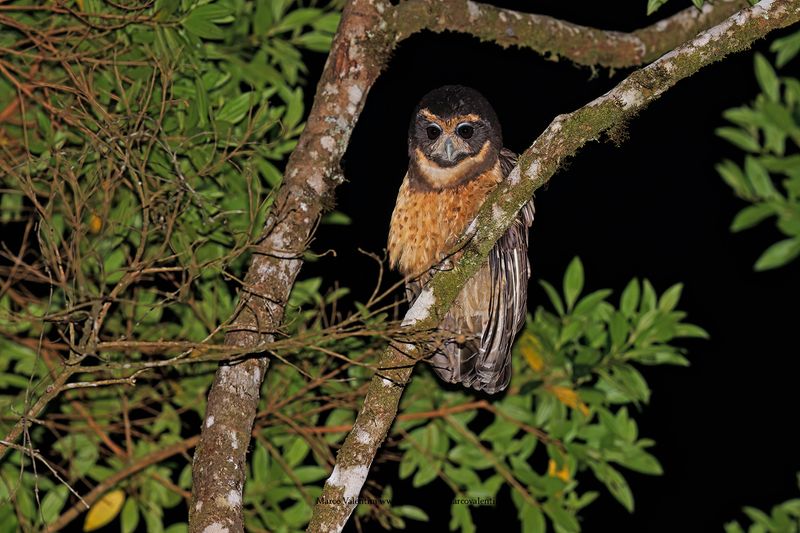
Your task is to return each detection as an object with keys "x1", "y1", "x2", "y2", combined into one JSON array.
[
  {"x1": 390, "y1": 0, "x2": 749, "y2": 68},
  {"x1": 307, "y1": 1, "x2": 800, "y2": 531}
]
